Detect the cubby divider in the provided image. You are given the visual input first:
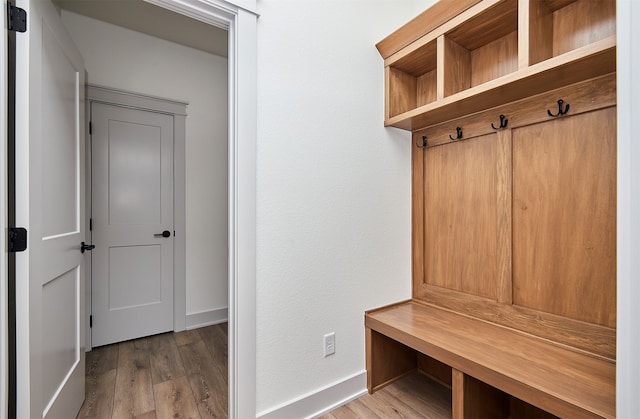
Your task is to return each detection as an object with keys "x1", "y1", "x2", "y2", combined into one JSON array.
[{"x1": 454, "y1": 371, "x2": 559, "y2": 419}]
